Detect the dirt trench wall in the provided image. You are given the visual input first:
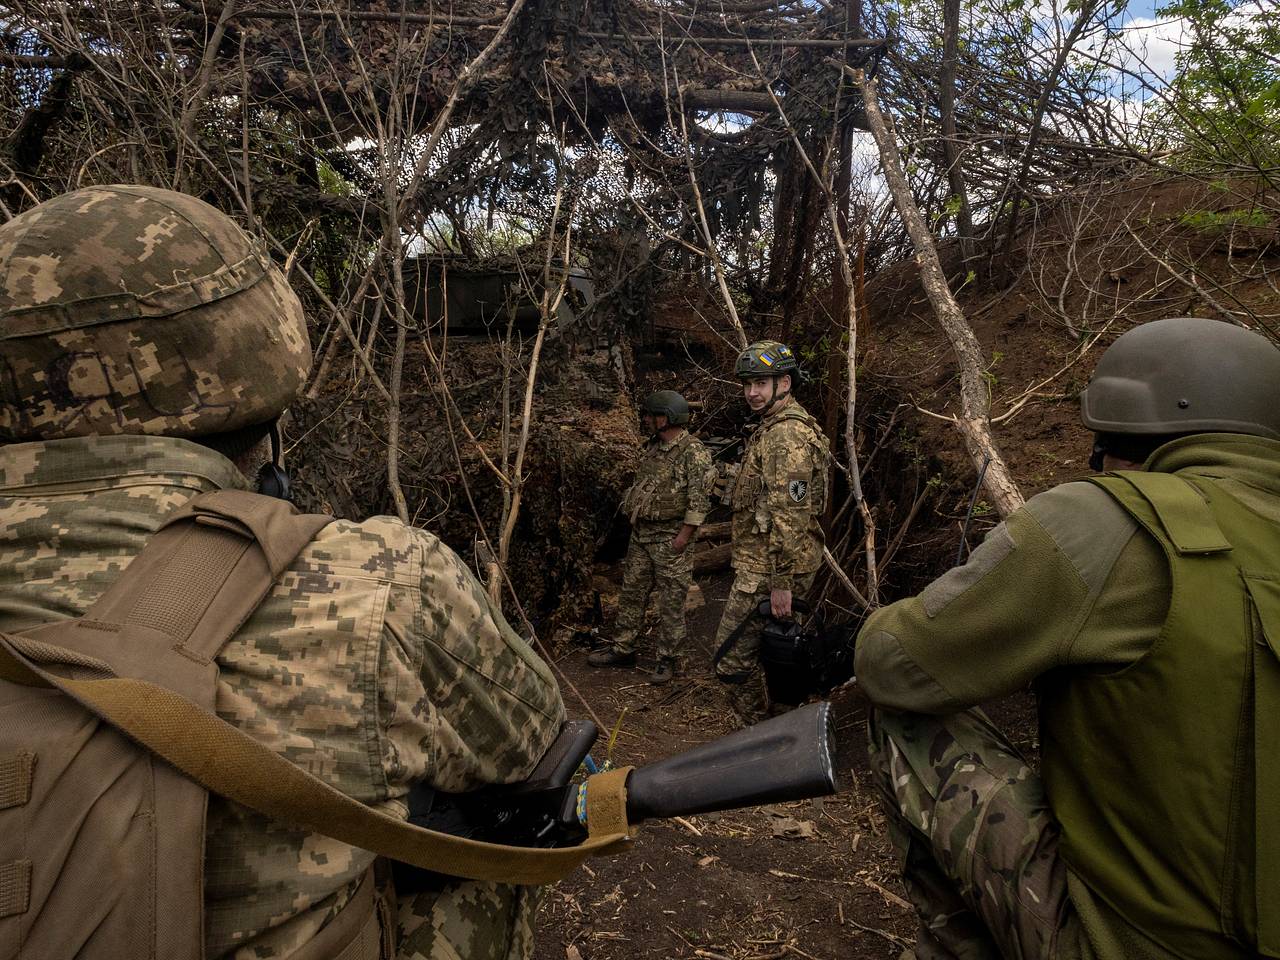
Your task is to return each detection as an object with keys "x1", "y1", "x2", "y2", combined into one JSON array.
[
  {"x1": 287, "y1": 339, "x2": 642, "y2": 629},
  {"x1": 852, "y1": 175, "x2": 1280, "y2": 604}
]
